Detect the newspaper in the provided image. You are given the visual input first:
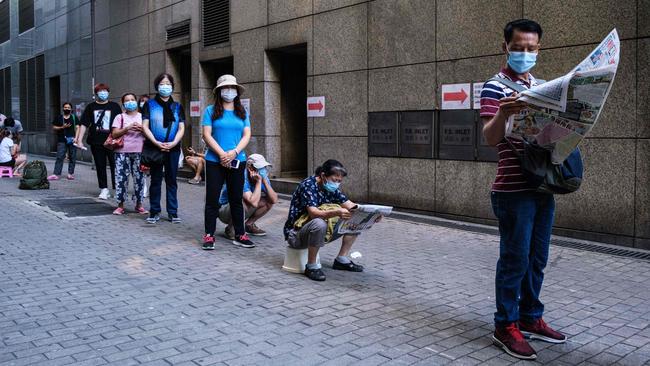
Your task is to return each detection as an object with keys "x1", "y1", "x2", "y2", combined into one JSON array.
[
  {"x1": 508, "y1": 29, "x2": 619, "y2": 164},
  {"x1": 334, "y1": 204, "x2": 392, "y2": 235}
]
